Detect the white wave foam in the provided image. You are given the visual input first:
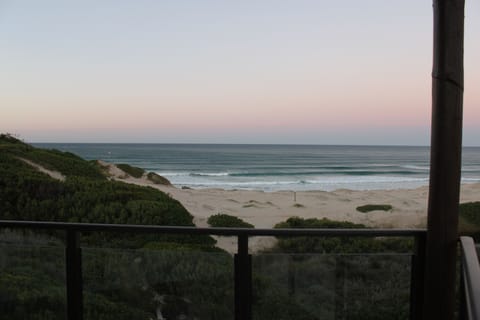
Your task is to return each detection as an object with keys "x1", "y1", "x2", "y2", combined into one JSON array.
[
  {"x1": 179, "y1": 180, "x2": 299, "y2": 187},
  {"x1": 305, "y1": 176, "x2": 428, "y2": 184},
  {"x1": 190, "y1": 172, "x2": 231, "y2": 177},
  {"x1": 157, "y1": 171, "x2": 235, "y2": 177},
  {"x1": 156, "y1": 172, "x2": 190, "y2": 177},
  {"x1": 401, "y1": 165, "x2": 430, "y2": 170},
  {"x1": 461, "y1": 177, "x2": 480, "y2": 182},
  {"x1": 170, "y1": 174, "x2": 433, "y2": 192}
]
